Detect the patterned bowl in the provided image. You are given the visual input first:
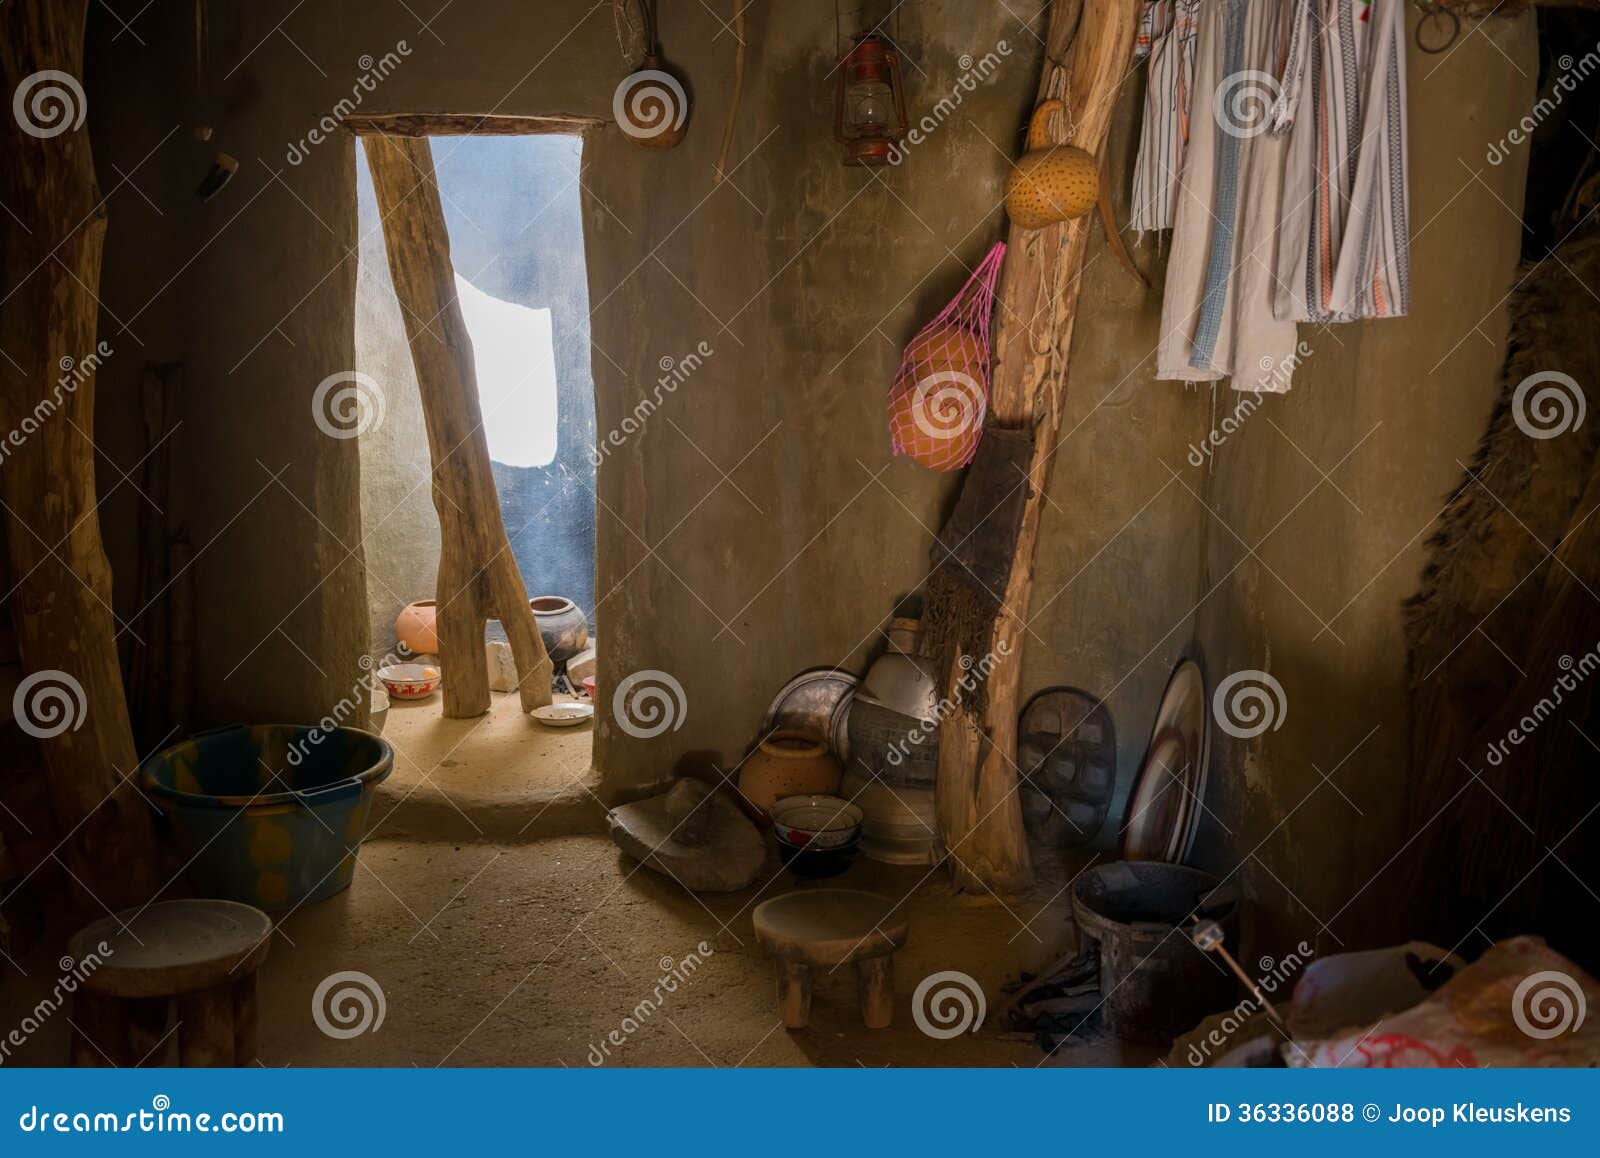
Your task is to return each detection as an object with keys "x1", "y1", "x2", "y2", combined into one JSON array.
[
  {"x1": 377, "y1": 663, "x2": 442, "y2": 700},
  {"x1": 771, "y1": 795, "x2": 863, "y2": 851}
]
